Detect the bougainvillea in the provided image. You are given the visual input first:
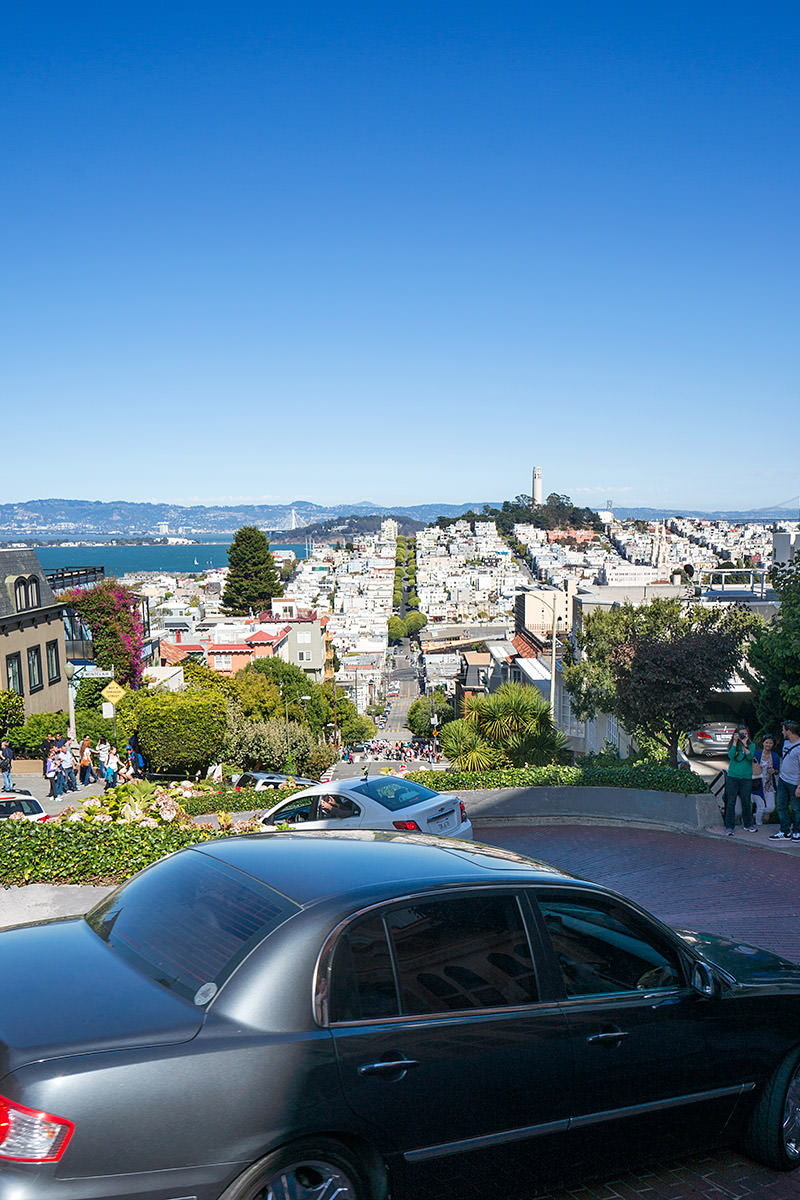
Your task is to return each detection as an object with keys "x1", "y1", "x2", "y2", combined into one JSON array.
[{"x1": 62, "y1": 579, "x2": 144, "y2": 687}]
